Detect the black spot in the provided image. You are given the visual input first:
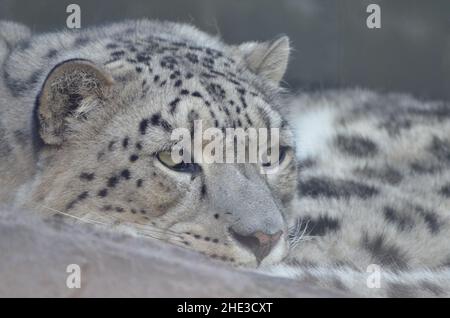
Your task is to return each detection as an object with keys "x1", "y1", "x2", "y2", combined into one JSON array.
[
  {"x1": 214, "y1": 214, "x2": 220, "y2": 219},
  {"x1": 136, "y1": 52, "x2": 151, "y2": 63},
  {"x1": 180, "y1": 89, "x2": 189, "y2": 95},
  {"x1": 136, "y1": 179, "x2": 143, "y2": 188},
  {"x1": 98, "y1": 188, "x2": 108, "y2": 197},
  {"x1": 191, "y1": 91, "x2": 203, "y2": 98},
  {"x1": 174, "y1": 79, "x2": 182, "y2": 87},
  {"x1": 122, "y1": 137, "x2": 129, "y2": 149},
  {"x1": 361, "y1": 233, "x2": 408, "y2": 269},
  {"x1": 135, "y1": 142, "x2": 143, "y2": 150},
  {"x1": 121, "y1": 169, "x2": 131, "y2": 180},
  {"x1": 102, "y1": 205, "x2": 112, "y2": 212},
  {"x1": 335, "y1": 135, "x2": 378, "y2": 157},
  {"x1": 185, "y1": 53, "x2": 199, "y2": 64},
  {"x1": 107, "y1": 176, "x2": 119, "y2": 188},
  {"x1": 79, "y1": 172, "x2": 95, "y2": 181},
  {"x1": 169, "y1": 71, "x2": 180, "y2": 79},
  {"x1": 148, "y1": 113, "x2": 160, "y2": 125},
  {"x1": 135, "y1": 67, "x2": 142, "y2": 73},
  {"x1": 206, "y1": 83, "x2": 226, "y2": 101},
  {"x1": 298, "y1": 177, "x2": 379, "y2": 199},
  {"x1": 240, "y1": 96, "x2": 248, "y2": 109},
  {"x1": 111, "y1": 50, "x2": 126, "y2": 58},
  {"x1": 153, "y1": 75, "x2": 160, "y2": 82},
  {"x1": 169, "y1": 98, "x2": 181, "y2": 113},
  {"x1": 200, "y1": 184, "x2": 207, "y2": 199},
  {"x1": 160, "y1": 55, "x2": 178, "y2": 69},
  {"x1": 139, "y1": 119, "x2": 149, "y2": 135},
  {"x1": 383, "y1": 207, "x2": 415, "y2": 231},
  {"x1": 115, "y1": 207, "x2": 124, "y2": 213},
  {"x1": 245, "y1": 114, "x2": 253, "y2": 126},
  {"x1": 130, "y1": 154, "x2": 139, "y2": 162}
]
